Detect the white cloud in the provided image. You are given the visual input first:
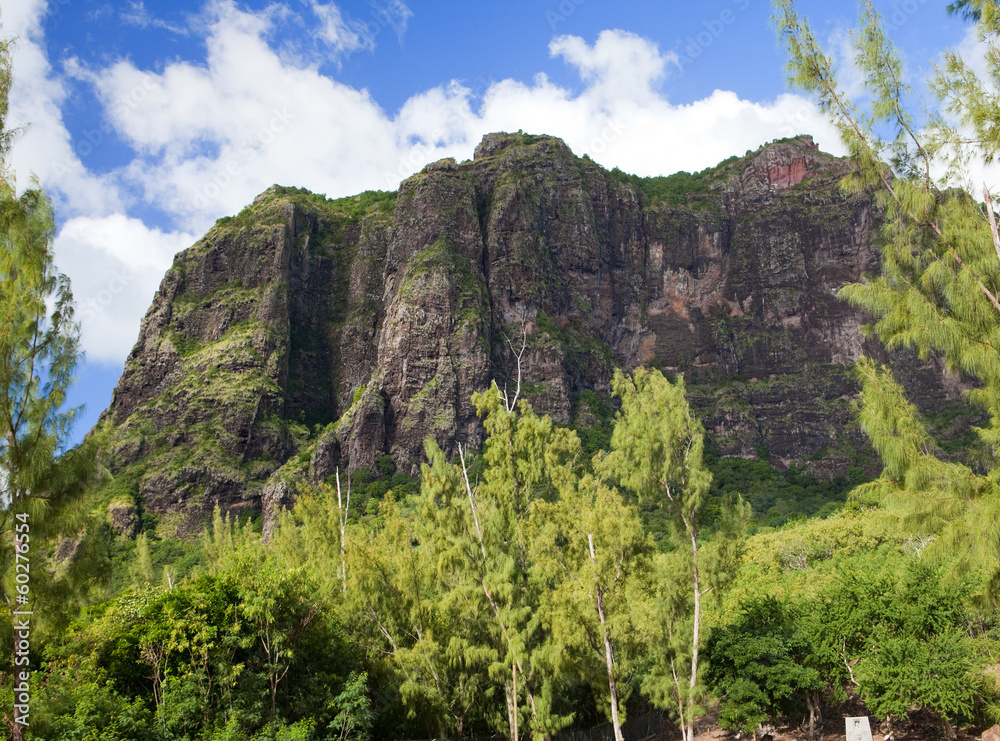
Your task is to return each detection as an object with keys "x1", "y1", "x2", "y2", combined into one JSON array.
[
  {"x1": 6, "y1": 0, "x2": 122, "y2": 217},
  {"x1": 120, "y1": 1, "x2": 188, "y2": 34},
  {"x1": 54, "y1": 215, "x2": 196, "y2": 364},
  {"x1": 550, "y1": 29, "x2": 676, "y2": 104},
  {"x1": 11, "y1": 0, "x2": 846, "y2": 366},
  {"x1": 2, "y1": 0, "x2": 47, "y2": 40},
  {"x1": 372, "y1": 0, "x2": 413, "y2": 39},
  {"x1": 414, "y1": 31, "x2": 842, "y2": 177},
  {"x1": 309, "y1": 1, "x2": 375, "y2": 56},
  {"x1": 827, "y1": 26, "x2": 867, "y2": 102},
  {"x1": 953, "y1": 22, "x2": 991, "y2": 80},
  {"x1": 929, "y1": 25, "x2": 1000, "y2": 193},
  {"x1": 87, "y1": 10, "x2": 842, "y2": 231}
]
